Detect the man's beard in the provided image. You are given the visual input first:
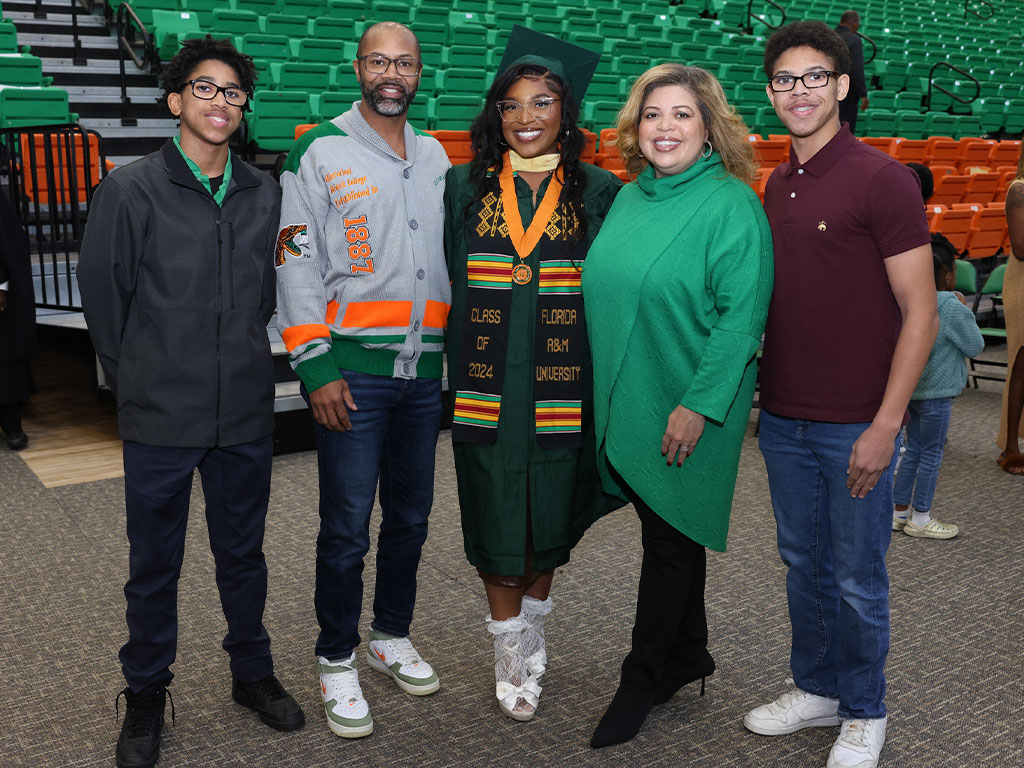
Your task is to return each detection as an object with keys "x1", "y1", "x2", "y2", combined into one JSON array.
[{"x1": 362, "y1": 80, "x2": 416, "y2": 117}]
